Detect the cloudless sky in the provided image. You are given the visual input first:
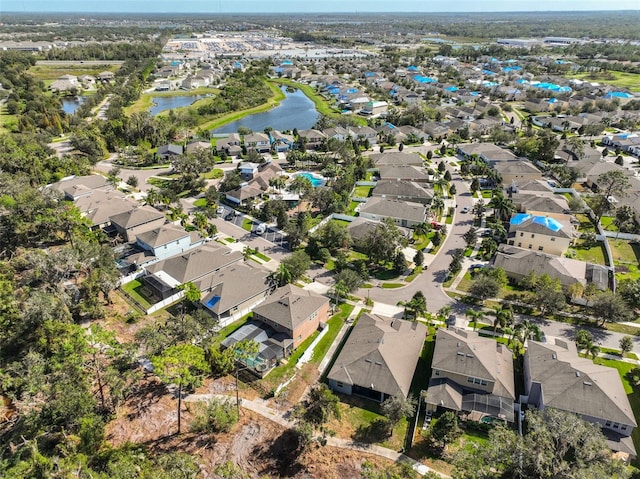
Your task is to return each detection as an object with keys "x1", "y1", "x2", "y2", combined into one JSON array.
[{"x1": 3, "y1": 0, "x2": 639, "y2": 13}]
